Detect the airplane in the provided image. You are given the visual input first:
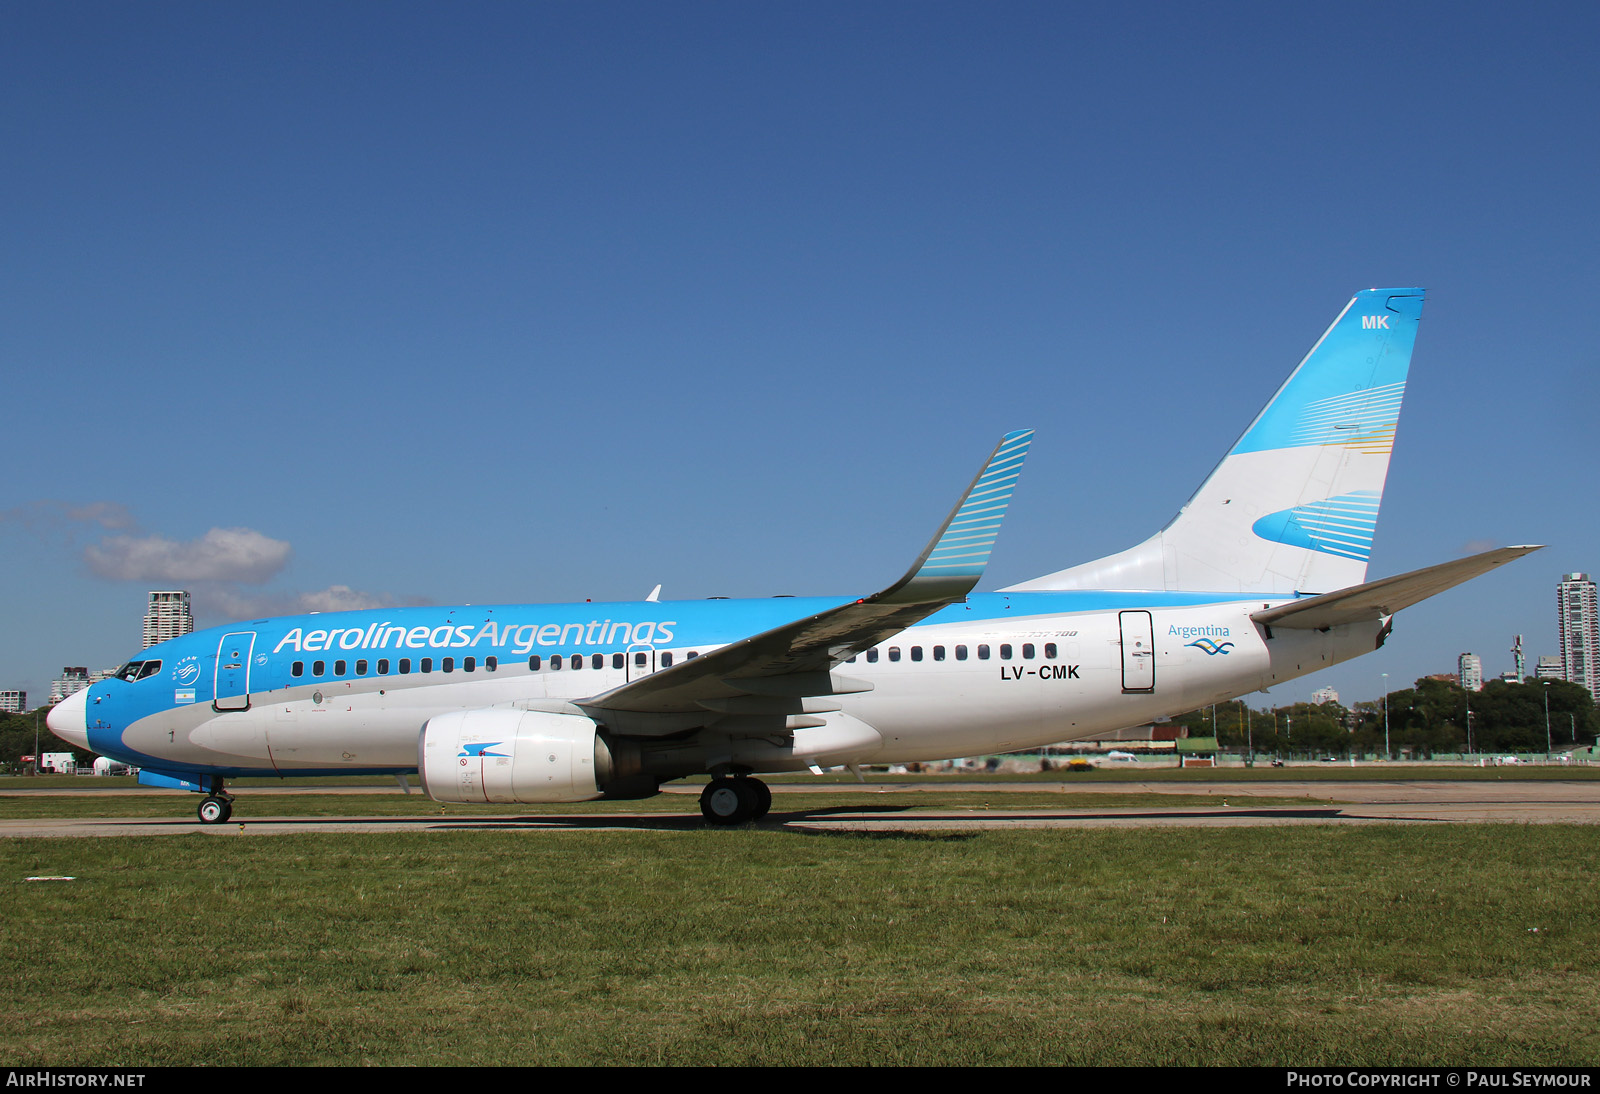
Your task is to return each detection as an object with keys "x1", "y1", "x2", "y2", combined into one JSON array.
[{"x1": 49, "y1": 287, "x2": 1539, "y2": 825}]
